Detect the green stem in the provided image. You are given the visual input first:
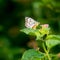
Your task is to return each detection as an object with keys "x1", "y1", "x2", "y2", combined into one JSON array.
[{"x1": 42, "y1": 42, "x2": 51, "y2": 60}]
